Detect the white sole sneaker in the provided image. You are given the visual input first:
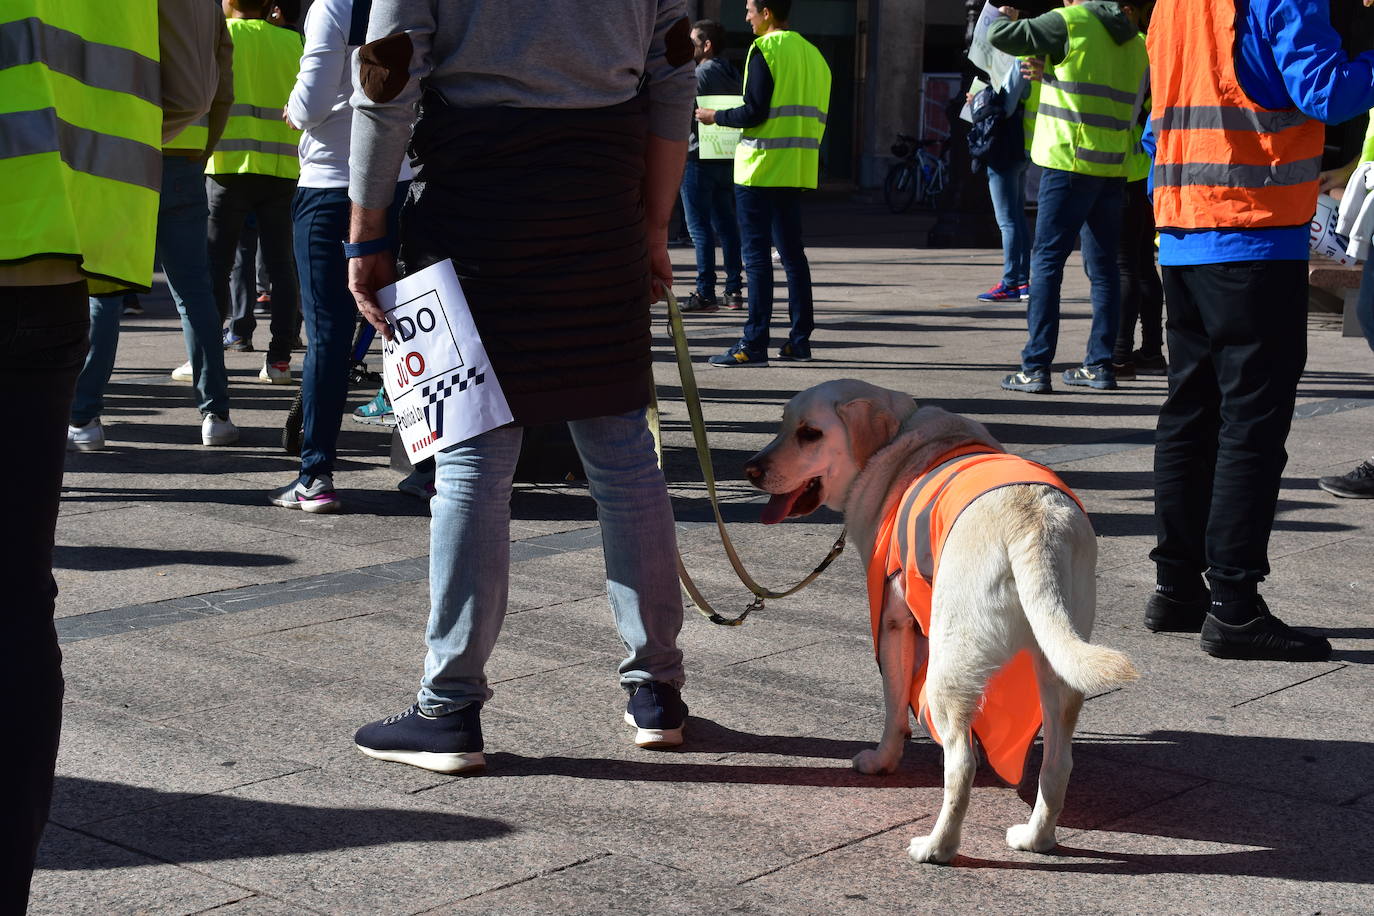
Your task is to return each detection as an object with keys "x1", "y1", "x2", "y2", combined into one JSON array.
[
  {"x1": 354, "y1": 744, "x2": 486, "y2": 774},
  {"x1": 171, "y1": 361, "x2": 194, "y2": 382},
  {"x1": 623, "y1": 711, "x2": 684, "y2": 748}
]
